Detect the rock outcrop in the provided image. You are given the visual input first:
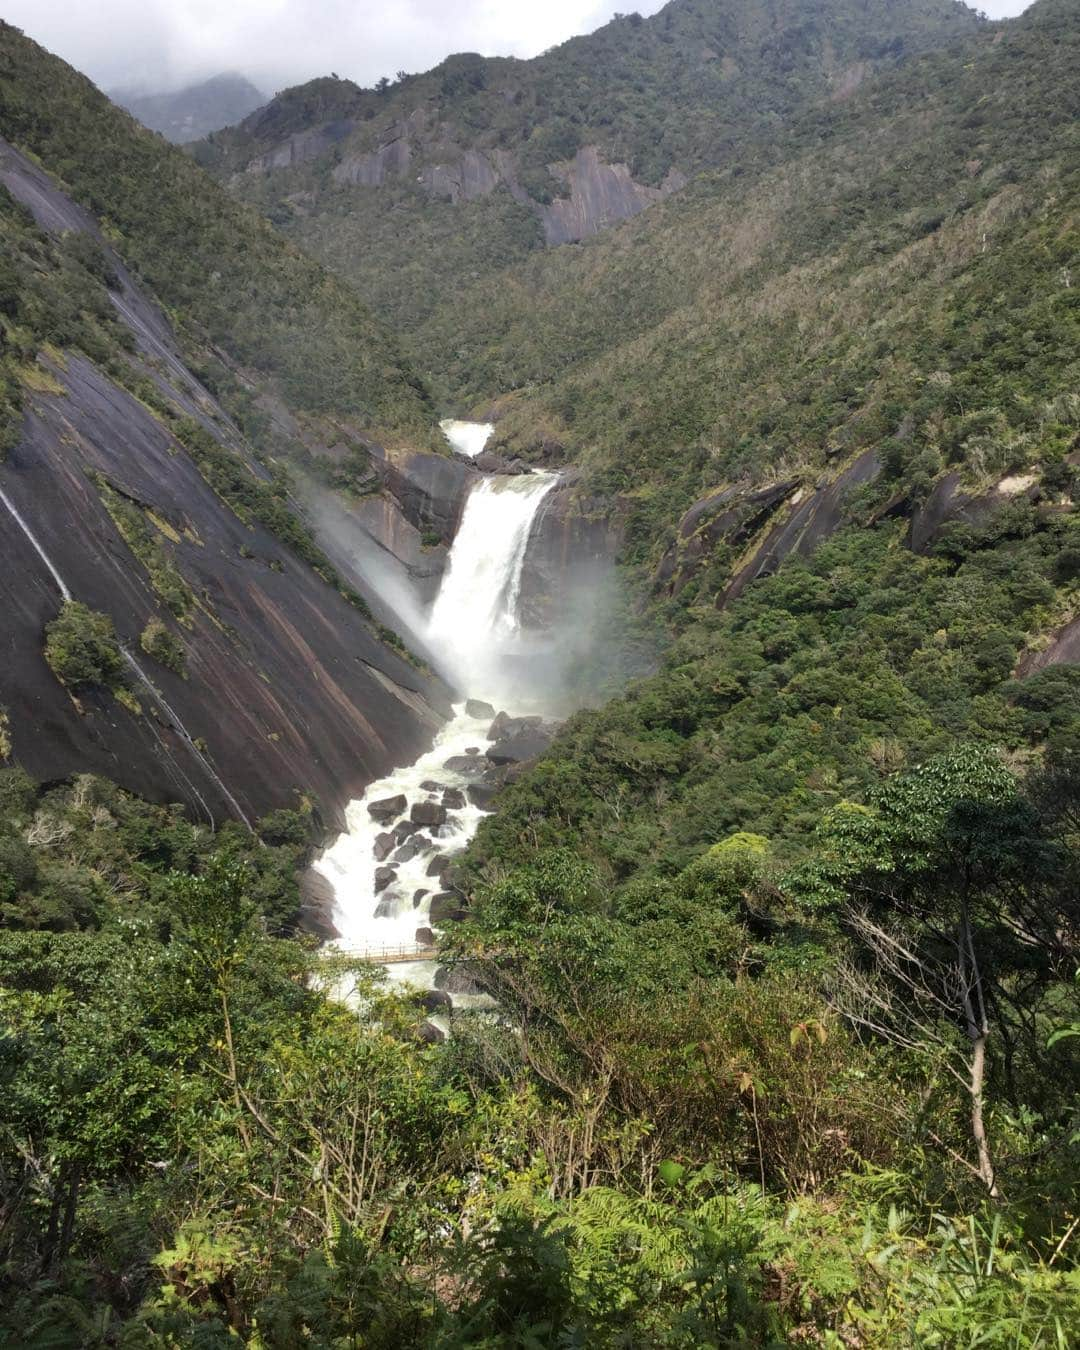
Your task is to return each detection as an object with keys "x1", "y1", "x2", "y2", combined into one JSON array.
[{"x1": 0, "y1": 140, "x2": 449, "y2": 830}]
